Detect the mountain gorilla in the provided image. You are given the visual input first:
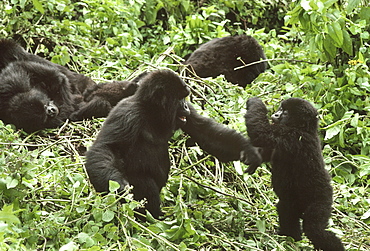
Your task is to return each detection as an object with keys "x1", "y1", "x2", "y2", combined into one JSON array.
[
  {"x1": 0, "y1": 39, "x2": 139, "y2": 131},
  {"x1": 85, "y1": 70, "x2": 262, "y2": 219},
  {"x1": 184, "y1": 35, "x2": 267, "y2": 88},
  {"x1": 0, "y1": 61, "x2": 78, "y2": 133},
  {"x1": 244, "y1": 97, "x2": 344, "y2": 251},
  {"x1": 85, "y1": 69, "x2": 191, "y2": 219},
  {"x1": 0, "y1": 39, "x2": 96, "y2": 131}
]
